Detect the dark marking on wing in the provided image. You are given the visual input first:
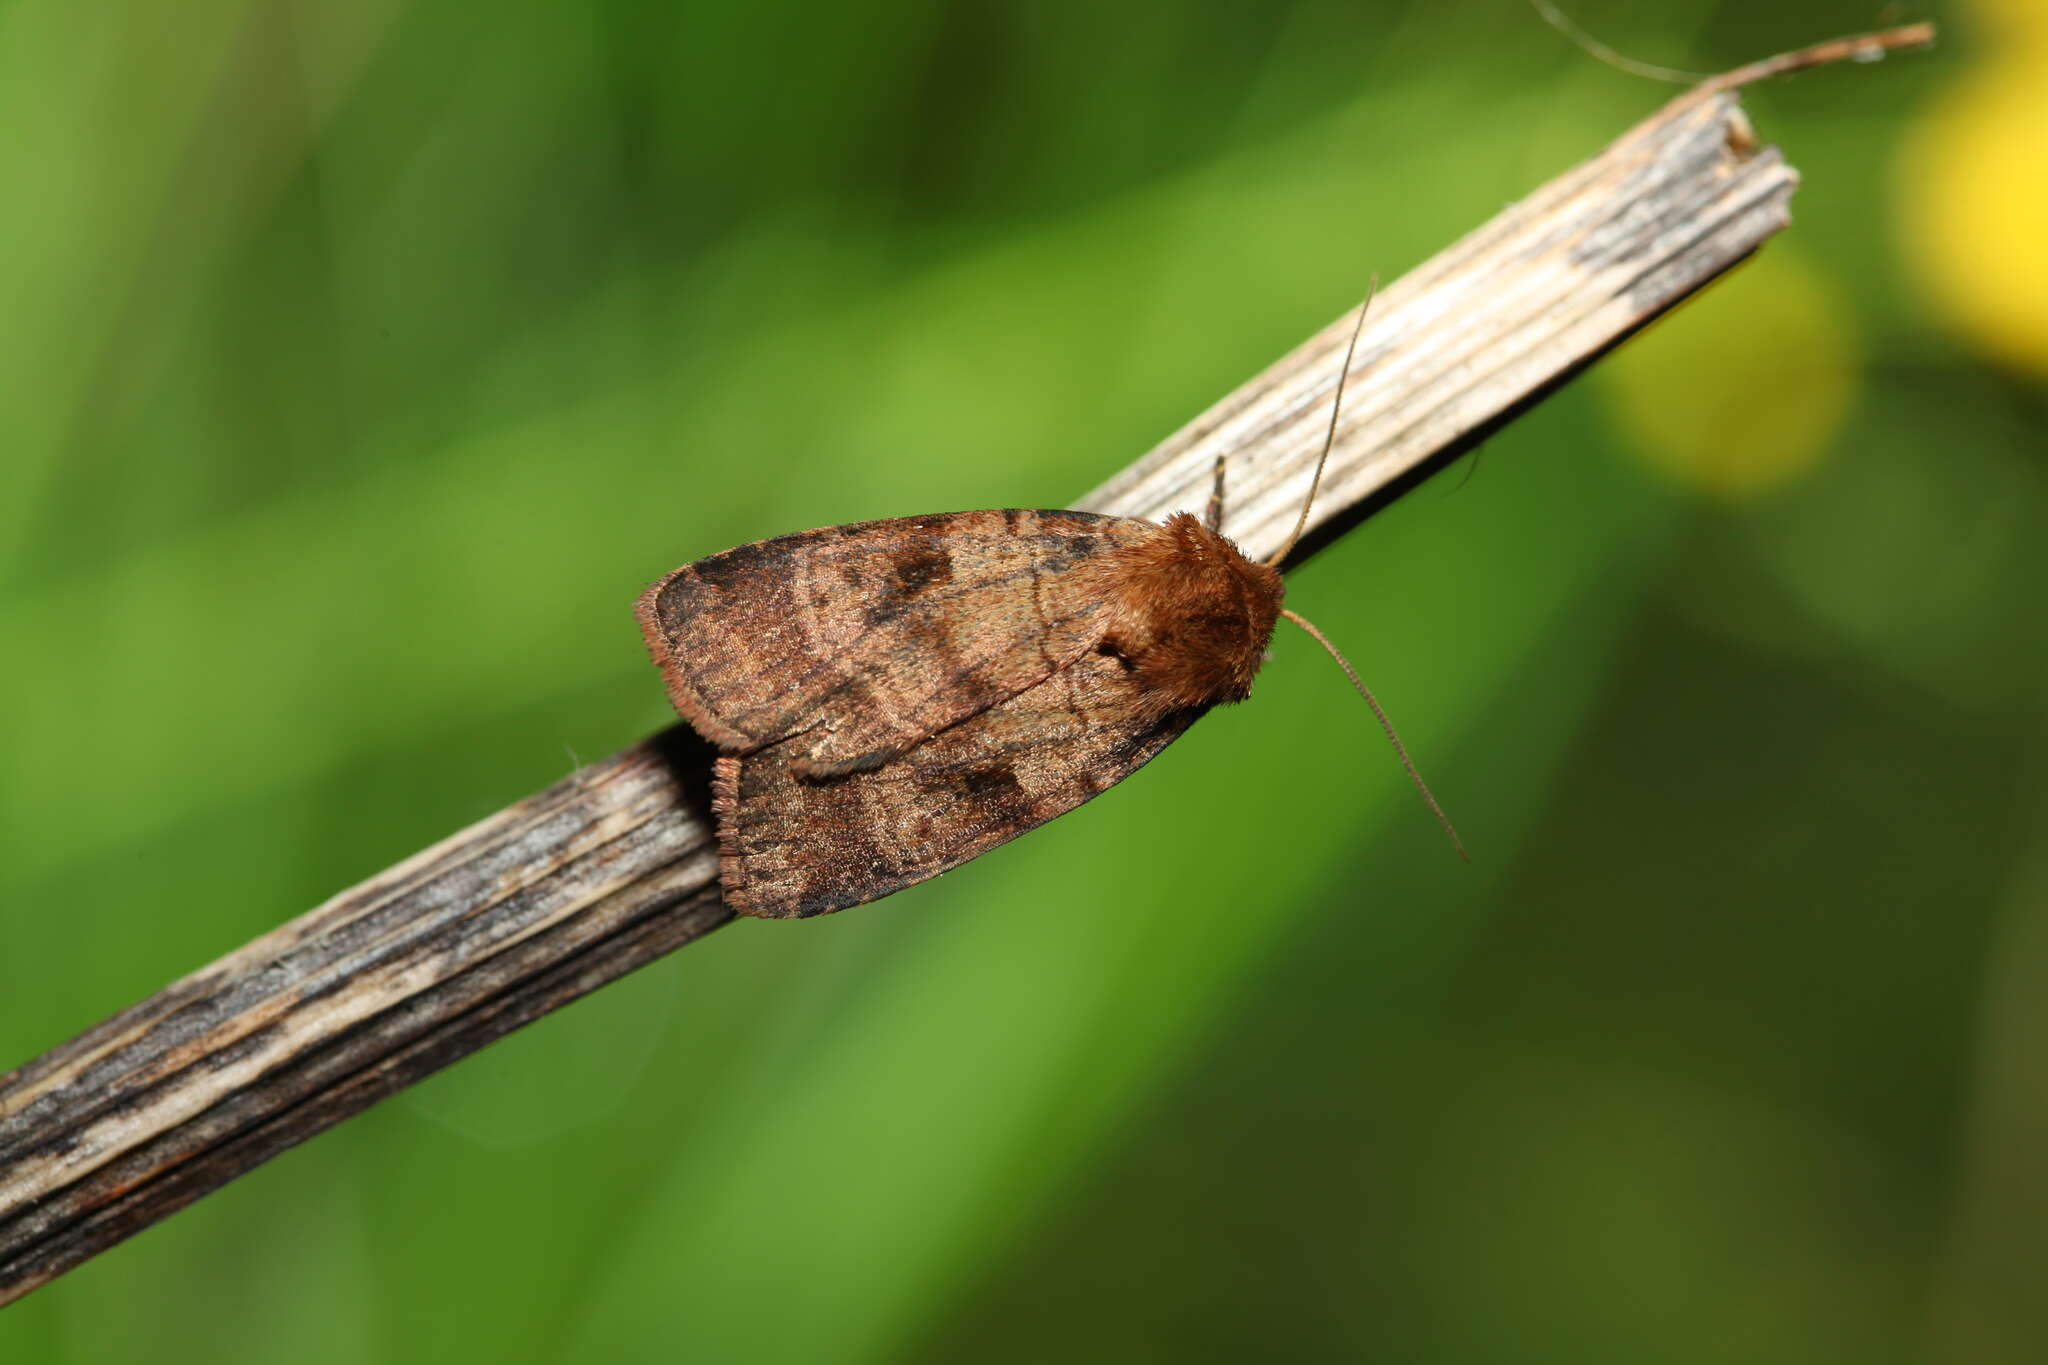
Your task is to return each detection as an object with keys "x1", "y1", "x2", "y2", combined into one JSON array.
[
  {"x1": 892, "y1": 546, "x2": 954, "y2": 594},
  {"x1": 959, "y1": 762, "x2": 1024, "y2": 802},
  {"x1": 861, "y1": 544, "x2": 957, "y2": 627},
  {"x1": 683, "y1": 538, "x2": 781, "y2": 596}
]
